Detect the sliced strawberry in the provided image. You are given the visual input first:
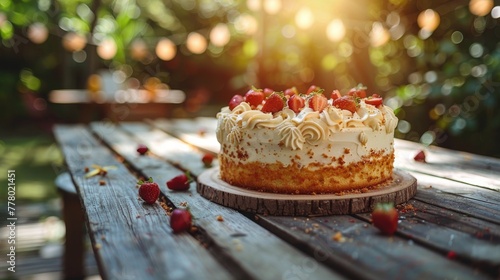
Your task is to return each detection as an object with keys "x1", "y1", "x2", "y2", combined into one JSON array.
[
  {"x1": 372, "y1": 203, "x2": 398, "y2": 235},
  {"x1": 261, "y1": 93, "x2": 285, "y2": 113},
  {"x1": 287, "y1": 95, "x2": 305, "y2": 113},
  {"x1": 333, "y1": 96, "x2": 357, "y2": 113},
  {"x1": 348, "y1": 84, "x2": 367, "y2": 98},
  {"x1": 284, "y1": 87, "x2": 299, "y2": 97},
  {"x1": 308, "y1": 94, "x2": 328, "y2": 112},
  {"x1": 244, "y1": 88, "x2": 265, "y2": 107},
  {"x1": 229, "y1": 95, "x2": 244, "y2": 110},
  {"x1": 365, "y1": 96, "x2": 383, "y2": 107},
  {"x1": 331, "y1": 90, "x2": 342, "y2": 100}
]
